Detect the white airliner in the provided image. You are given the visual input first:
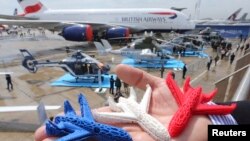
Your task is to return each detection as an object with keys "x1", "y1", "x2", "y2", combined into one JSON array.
[{"x1": 0, "y1": 0, "x2": 195, "y2": 42}]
